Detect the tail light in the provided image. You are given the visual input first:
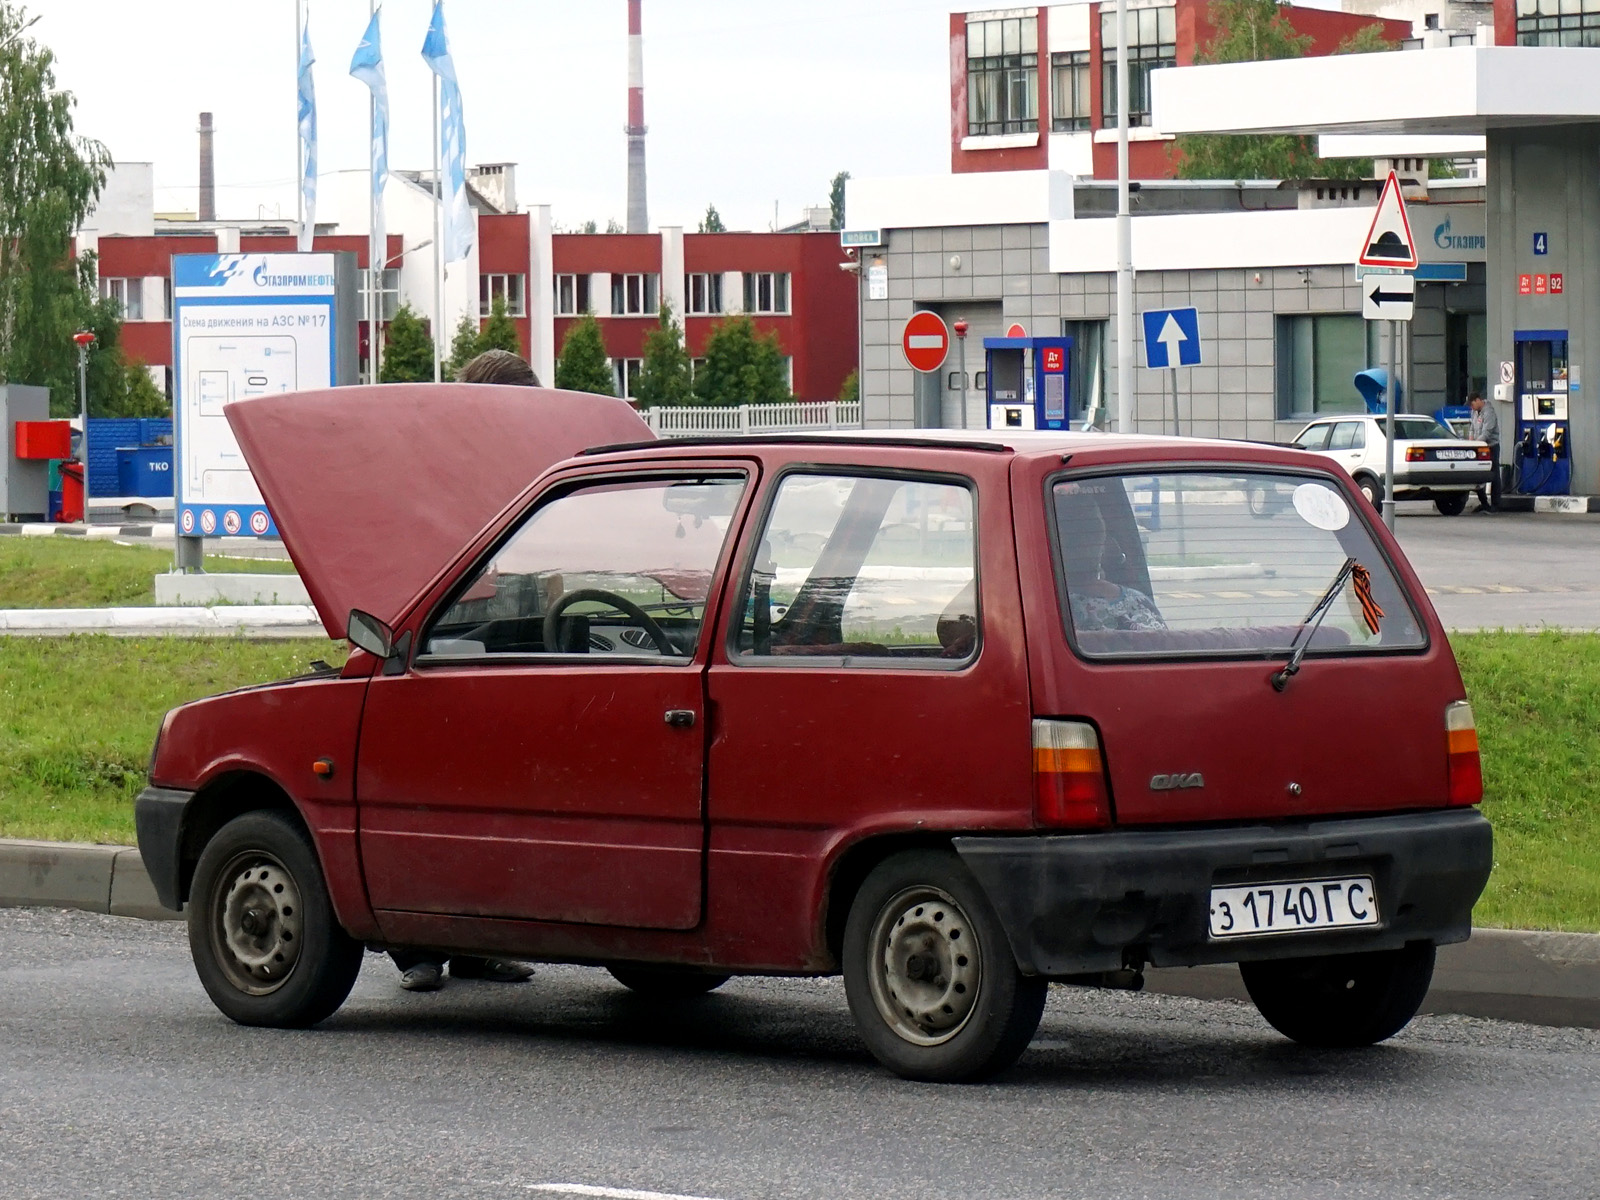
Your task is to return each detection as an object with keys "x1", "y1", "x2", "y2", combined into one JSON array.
[
  {"x1": 1406, "y1": 447, "x2": 1426, "y2": 462},
  {"x1": 1476, "y1": 445, "x2": 1494, "y2": 460},
  {"x1": 1033, "y1": 719, "x2": 1111, "y2": 828},
  {"x1": 1445, "y1": 700, "x2": 1483, "y2": 805}
]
